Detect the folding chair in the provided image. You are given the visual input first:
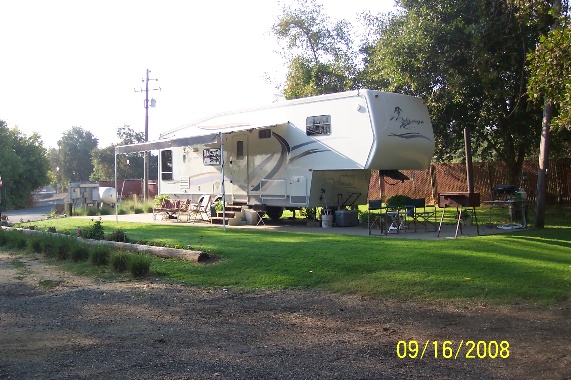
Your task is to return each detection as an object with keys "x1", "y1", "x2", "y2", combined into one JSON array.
[
  {"x1": 405, "y1": 198, "x2": 437, "y2": 232},
  {"x1": 176, "y1": 199, "x2": 191, "y2": 222},
  {"x1": 188, "y1": 195, "x2": 211, "y2": 222},
  {"x1": 367, "y1": 200, "x2": 383, "y2": 235},
  {"x1": 251, "y1": 204, "x2": 266, "y2": 226},
  {"x1": 385, "y1": 205, "x2": 406, "y2": 233}
]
